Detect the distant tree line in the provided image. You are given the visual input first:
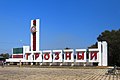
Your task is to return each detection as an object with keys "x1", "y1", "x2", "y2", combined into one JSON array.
[
  {"x1": 0, "y1": 53, "x2": 10, "y2": 59},
  {"x1": 90, "y1": 29, "x2": 120, "y2": 66}
]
